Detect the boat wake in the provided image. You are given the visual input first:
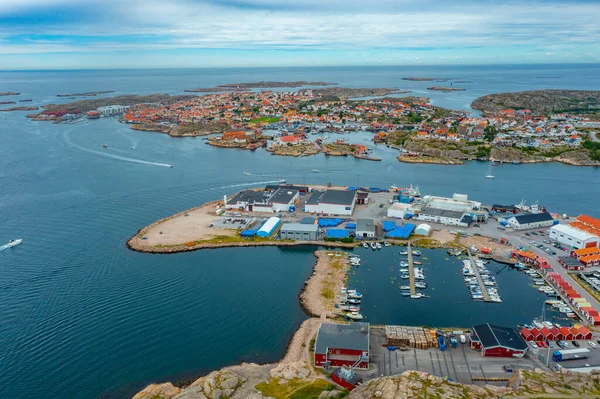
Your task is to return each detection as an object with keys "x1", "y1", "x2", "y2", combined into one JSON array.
[
  {"x1": 0, "y1": 244, "x2": 10, "y2": 252},
  {"x1": 213, "y1": 180, "x2": 282, "y2": 191},
  {"x1": 63, "y1": 130, "x2": 172, "y2": 168}
]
